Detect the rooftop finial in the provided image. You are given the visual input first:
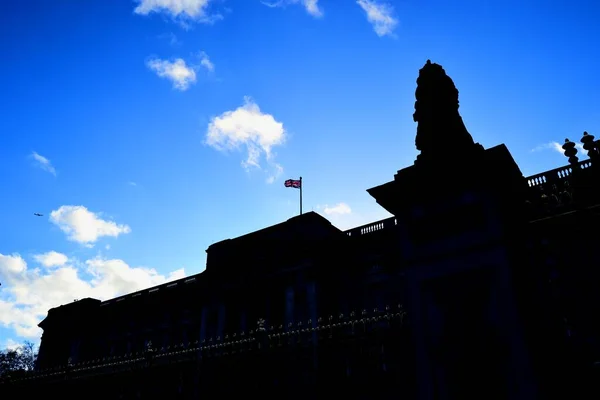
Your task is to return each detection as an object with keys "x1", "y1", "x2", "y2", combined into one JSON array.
[
  {"x1": 562, "y1": 138, "x2": 579, "y2": 165},
  {"x1": 581, "y1": 131, "x2": 600, "y2": 161}
]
